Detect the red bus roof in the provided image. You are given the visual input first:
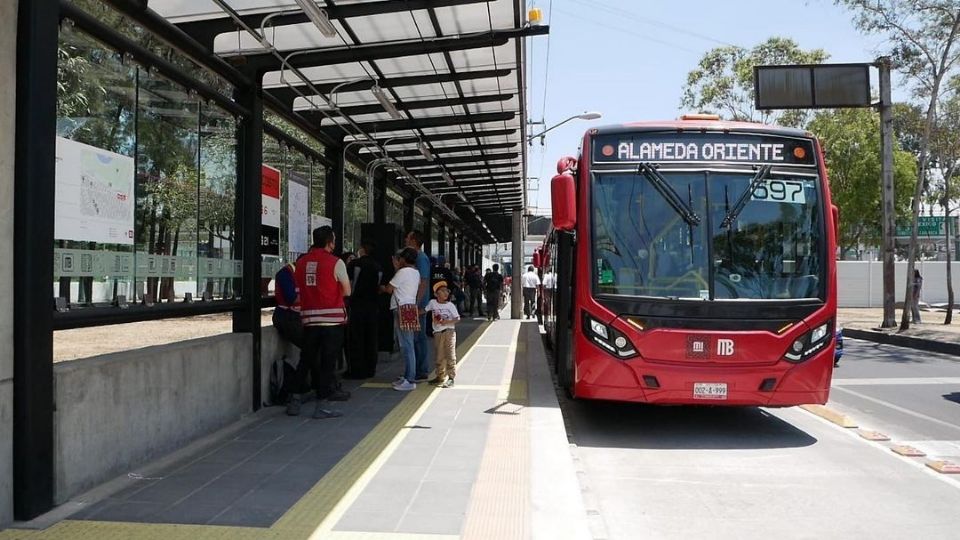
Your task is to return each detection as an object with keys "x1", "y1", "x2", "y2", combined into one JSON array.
[{"x1": 593, "y1": 118, "x2": 812, "y2": 139}]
